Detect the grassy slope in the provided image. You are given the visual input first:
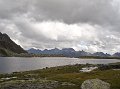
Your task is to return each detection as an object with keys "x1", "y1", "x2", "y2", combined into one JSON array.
[
  {"x1": 0, "y1": 48, "x2": 16, "y2": 56},
  {"x1": 0, "y1": 64, "x2": 120, "y2": 89},
  {"x1": 80, "y1": 56, "x2": 120, "y2": 59}
]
